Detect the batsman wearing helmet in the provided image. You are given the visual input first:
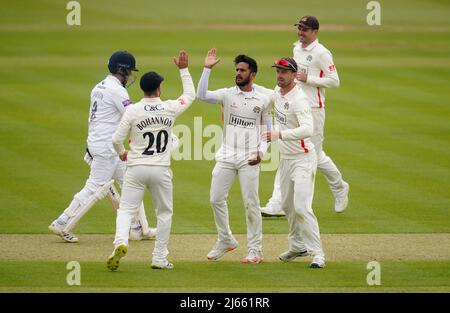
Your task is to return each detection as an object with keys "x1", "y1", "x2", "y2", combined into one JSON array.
[{"x1": 48, "y1": 51, "x2": 156, "y2": 243}]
